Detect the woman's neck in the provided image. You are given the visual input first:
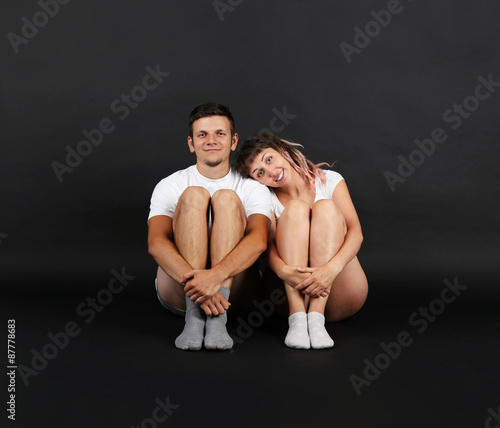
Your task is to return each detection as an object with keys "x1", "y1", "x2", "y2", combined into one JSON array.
[{"x1": 275, "y1": 169, "x2": 313, "y2": 199}]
